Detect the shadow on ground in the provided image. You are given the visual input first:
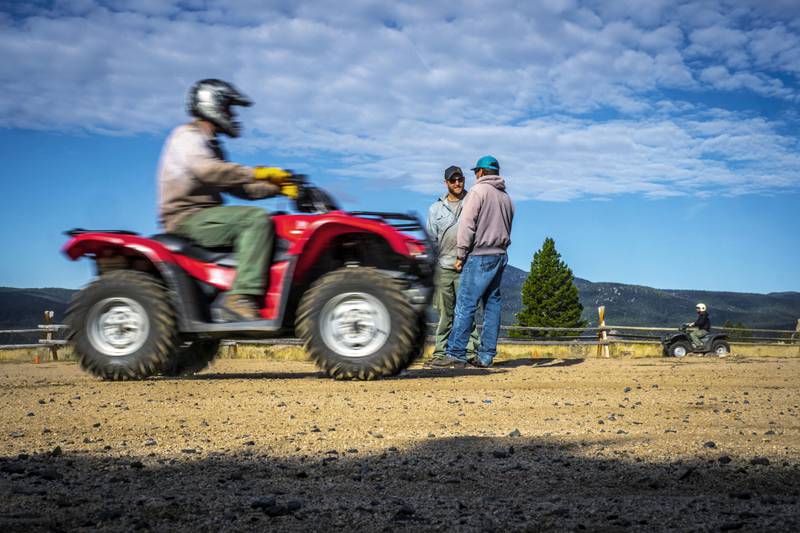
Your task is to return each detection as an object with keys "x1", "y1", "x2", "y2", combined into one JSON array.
[
  {"x1": 495, "y1": 358, "x2": 585, "y2": 369},
  {"x1": 2, "y1": 436, "x2": 797, "y2": 532},
  {"x1": 184, "y1": 358, "x2": 582, "y2": 382},
  {"x1": 187, "y1": 368, "x2": 500, "y2": 381},
  {"x1": 185, "y1": 370, "x2": 326, "y2": 381}
]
